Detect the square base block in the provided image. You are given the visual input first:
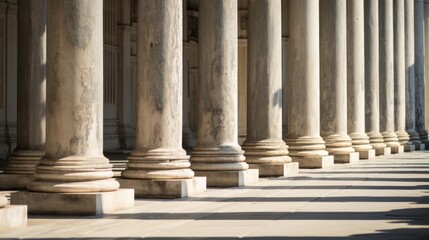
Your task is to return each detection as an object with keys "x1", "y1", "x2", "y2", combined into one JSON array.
[
  {"x1": 194, "y1": 169, "x2": 259, "y2": 187},
  {"x1": 375, "y1": 147, "x2": 391, "y2": 156},
  {"x1": 0, "y1": 174, "x2": 35, "y2": 190},
  {"x1": 11, "y1": 189, "x2": 134, "y2": 216},
  {"x1": 0, "y1": 205, "x2": 27, "y2": 231},
  {"x1": 404, "y1": 145, "x2": 416, "y2": 152},
  {"x1": 333, "y1": 152, "x2": 360, "y2": 164},
  {"x1": 248, "y1": 162, "x2": 299, "y2": 177},
  {"x1": 391, "y1": 145, "x2": 404, "y2": 154},
  {"x1": 117, "y1": 177, "x2": 206, "y2": 198},
  {"x1": 357, "y1": 149, "x2": 376, "y2": 160},
  {"x1": 292, "y1": 156, "x2": 334, "y2": 169},
  {"x1": 415, "y1": 143, "x2": 426, "y2": 151}
]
